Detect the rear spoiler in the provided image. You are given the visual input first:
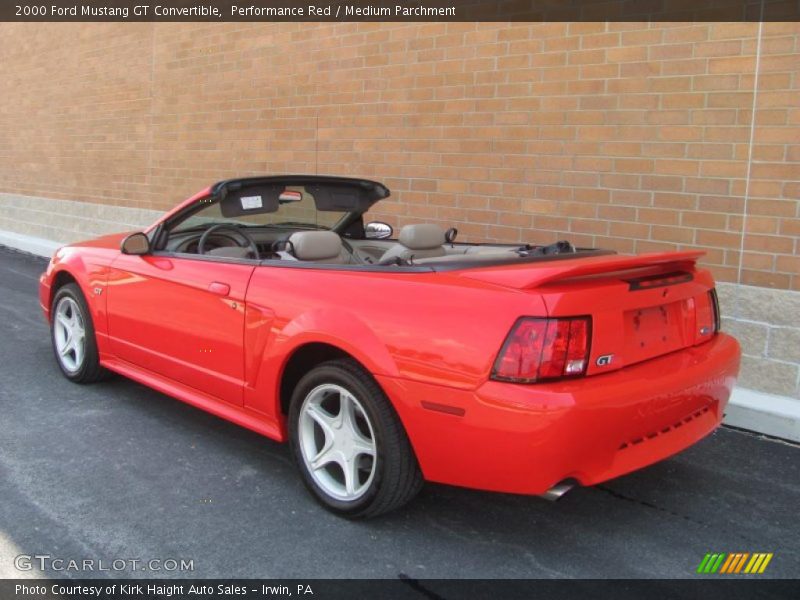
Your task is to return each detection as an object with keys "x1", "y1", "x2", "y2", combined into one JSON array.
[{"x1": 458, "y1": 251, "x2": 705, "y2": 290}]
